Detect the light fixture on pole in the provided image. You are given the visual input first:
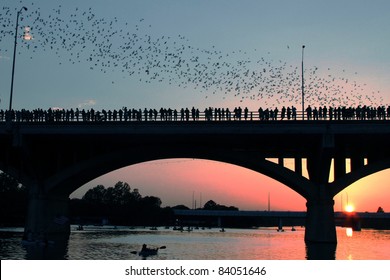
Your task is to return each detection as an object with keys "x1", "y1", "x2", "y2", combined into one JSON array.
[
  {"x1": 23, "y1": 26, "x2": 33, "y2": 41},
  {"x1": 9, "y1": 6, "x2": 28, "y2": 115},
  {"x1": 301, "y1": 45, "x2": 305, "y2": 120}
]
